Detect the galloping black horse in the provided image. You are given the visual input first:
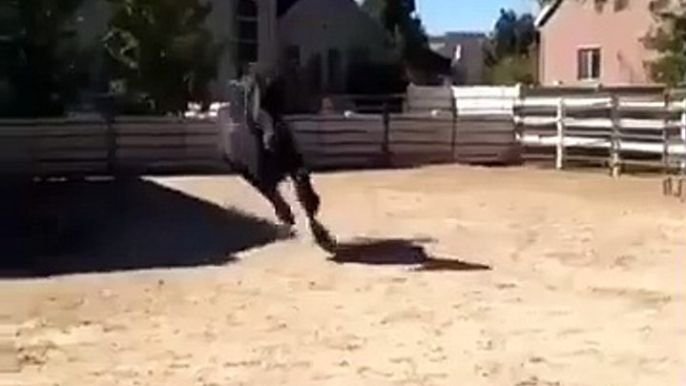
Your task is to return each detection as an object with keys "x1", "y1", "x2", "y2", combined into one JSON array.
[{"x1": 219, "y1": 70, "x2": 335, "y2": 251}]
